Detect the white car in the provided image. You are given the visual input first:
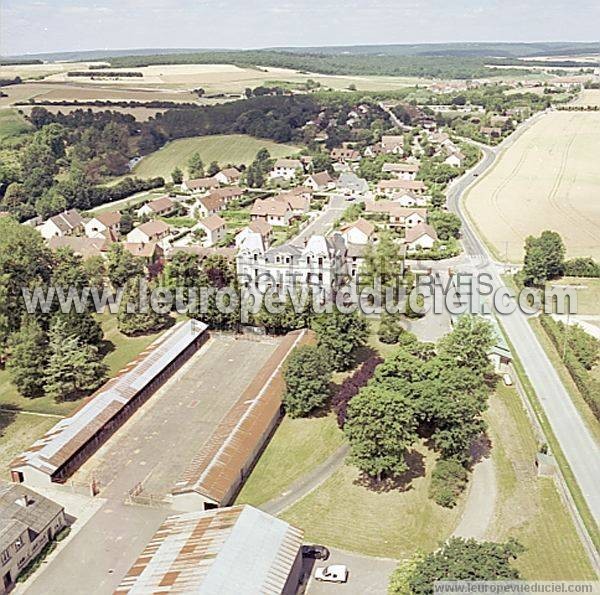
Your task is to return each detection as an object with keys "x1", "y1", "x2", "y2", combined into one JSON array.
[
  {"x1": 502, "y1": 373, "x2": 513, "y2": 386},
  {"x1": 315, "y1": 564, "x2": 348, "y2": 583}
]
